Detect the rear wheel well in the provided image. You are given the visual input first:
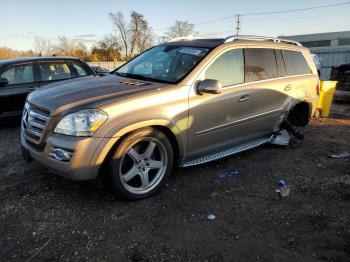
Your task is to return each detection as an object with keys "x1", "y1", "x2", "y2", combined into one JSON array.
[
  {"x1": 98, "y1": 125, "x2": 180, "y2": 179},
  {"x1": 287, "y1": 102, "x2": 311, "y2": 127}
]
